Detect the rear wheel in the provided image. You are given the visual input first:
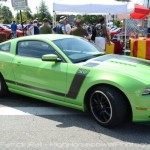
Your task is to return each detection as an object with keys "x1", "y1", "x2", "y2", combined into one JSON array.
[
  {"x1": 89, "y1": 86, "x2": 127, "y2": 128},
  {"x1": 0, "y1": 76, "x2": 8, "y2": 97},
  {"x1": 9, "y1": 33, "x2": 13, "y2": 39}
]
